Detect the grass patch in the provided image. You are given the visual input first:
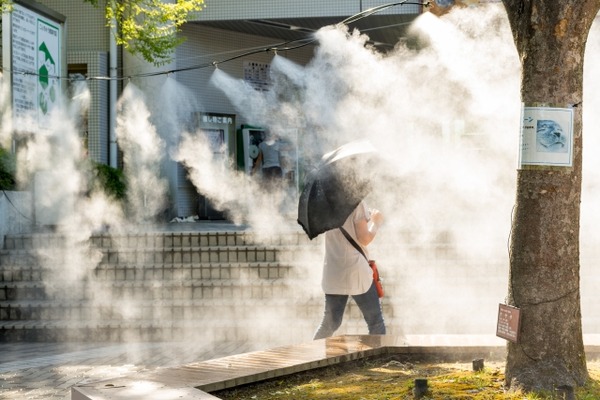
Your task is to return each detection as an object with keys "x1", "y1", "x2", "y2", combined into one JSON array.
[{"x1": 213, "y1": 357, "x2": 600, "y2": 400}]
